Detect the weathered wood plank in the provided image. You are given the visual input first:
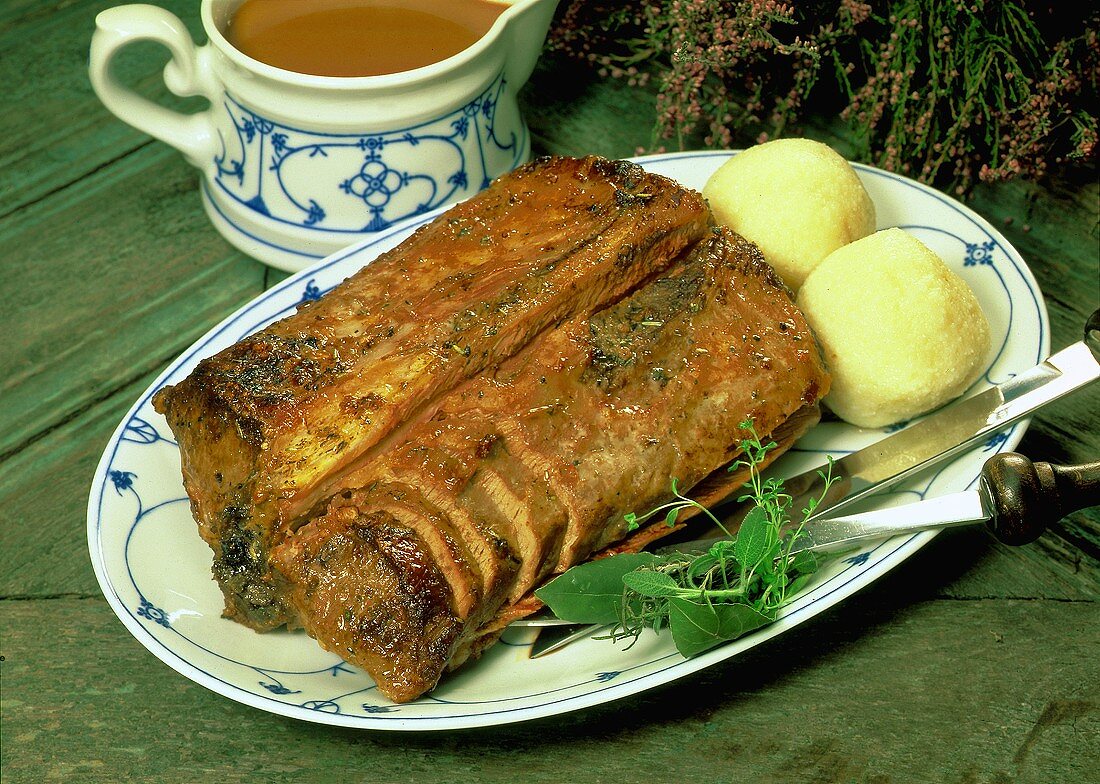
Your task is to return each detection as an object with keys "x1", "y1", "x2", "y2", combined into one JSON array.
[
  {"x1": 0, "y1": 0, "x2": 203, "y2": 215},
  {"x1": 0, "y1": 373, "x2": 158, "y2": 598},
  {"x1": 0, "y1": 142, "x2": 264, "y2": 460},
  {"x1": 1, "y1": 590, "x2": 1095, "y2": 783}
]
